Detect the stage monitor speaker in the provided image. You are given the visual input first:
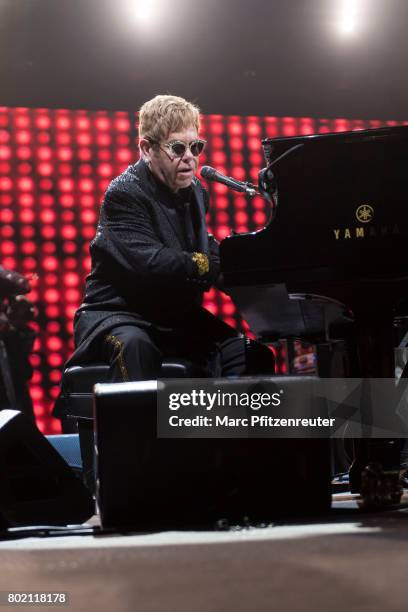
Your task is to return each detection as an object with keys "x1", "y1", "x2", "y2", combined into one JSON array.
[
  {"x1": 94, "y1": 378, "x2": 331, "y2": 530},
  {"x1": 0, "y1": 410, "x2": 94, "y2": 528}
]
